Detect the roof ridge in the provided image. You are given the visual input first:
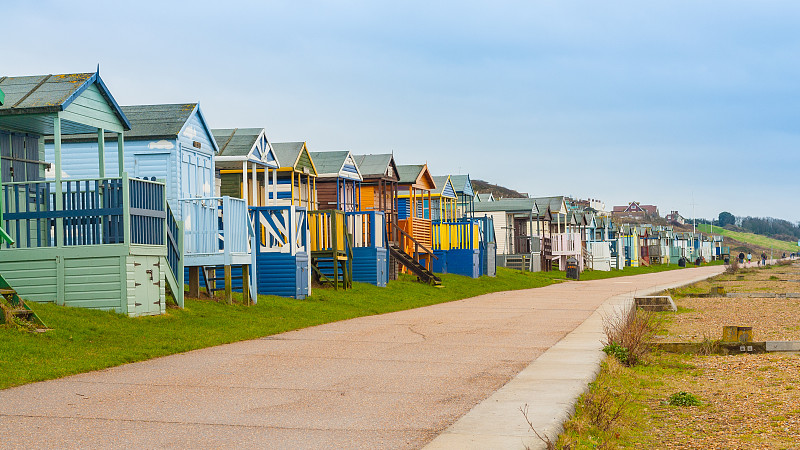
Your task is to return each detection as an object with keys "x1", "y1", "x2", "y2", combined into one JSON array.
[
  {"x1": 219, "y1": 127, "x2": 238, "y2": 154},
  {"x1": 12, "y1": 74, "x2": 52, "y2": 108}
]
